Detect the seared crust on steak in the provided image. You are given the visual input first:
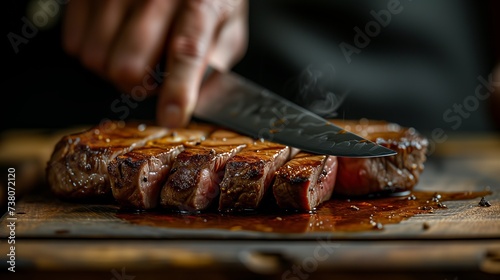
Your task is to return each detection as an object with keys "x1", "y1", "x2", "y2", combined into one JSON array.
[
  {"x1": 109, "y1": 146, "x2": 183, "y2": 209},
  {"x1": 273, "y1": 153, "x2": 338, "y2": 211},
  {"x1": 108, "y1": 124, "x2": 214, "y2": 209},
  {"x1": 331, "y1": 119, "x2": 428, "y2": 196},
  {"x1": 46, "y1": 121, "x2": 168, "y2": 199},
  {"x1": 218, "y1": 141, "x2": 291, "y2": 212},
  {"x1": 160, "y1": 130, "x2": 253, "y2": 212}
]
